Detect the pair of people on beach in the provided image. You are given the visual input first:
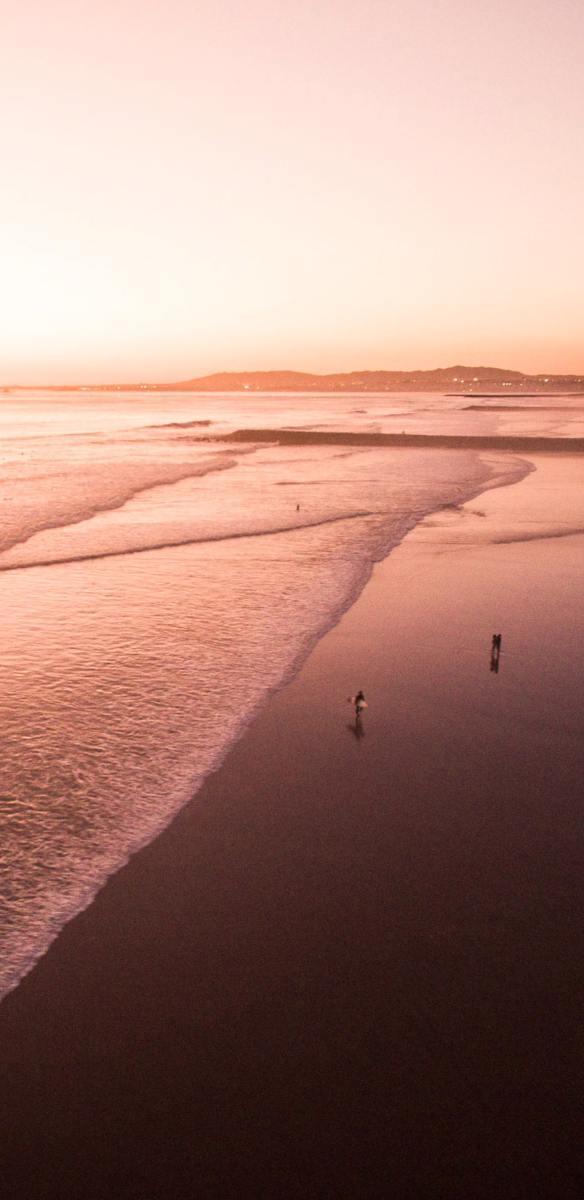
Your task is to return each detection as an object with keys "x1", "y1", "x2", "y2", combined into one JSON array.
[{"x1": 490, "y1": 633, "x2": 502, "y2": 674}]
